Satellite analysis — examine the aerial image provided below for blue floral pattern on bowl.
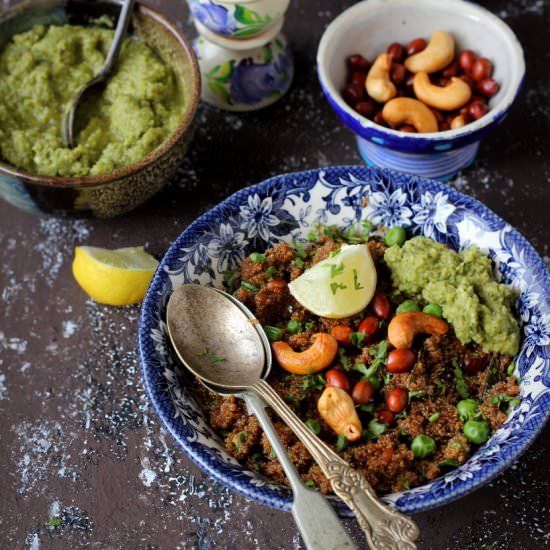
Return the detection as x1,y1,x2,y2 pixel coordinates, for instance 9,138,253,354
189,0,275,38
138,166,550,515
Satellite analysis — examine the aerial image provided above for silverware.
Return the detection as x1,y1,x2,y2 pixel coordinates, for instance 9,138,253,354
62,0,136,147
166,284,419,549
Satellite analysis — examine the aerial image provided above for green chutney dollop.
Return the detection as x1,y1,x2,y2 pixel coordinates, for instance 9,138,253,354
0,24,184,177
384,236,520,355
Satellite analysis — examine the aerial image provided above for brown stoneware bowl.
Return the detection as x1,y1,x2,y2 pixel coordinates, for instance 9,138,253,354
0,0,200,218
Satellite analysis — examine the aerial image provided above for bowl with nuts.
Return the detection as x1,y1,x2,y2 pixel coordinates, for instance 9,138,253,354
317,0,525,180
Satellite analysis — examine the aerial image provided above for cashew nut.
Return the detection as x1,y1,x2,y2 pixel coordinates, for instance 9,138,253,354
317,386,362,442
381,97,438,133
365,53,396,104
413,71,472,110
272,333,338,375
387,312,449,349
404,30,455,74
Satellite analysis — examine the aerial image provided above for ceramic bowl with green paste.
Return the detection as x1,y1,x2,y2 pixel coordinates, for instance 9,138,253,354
0,0,200,218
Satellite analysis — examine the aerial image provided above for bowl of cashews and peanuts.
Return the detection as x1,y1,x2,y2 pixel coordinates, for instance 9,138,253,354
317,0,525,180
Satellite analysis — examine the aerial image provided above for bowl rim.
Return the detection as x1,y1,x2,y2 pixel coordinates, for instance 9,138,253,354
138,165,550,515
316,0,526,141
0,0,201,188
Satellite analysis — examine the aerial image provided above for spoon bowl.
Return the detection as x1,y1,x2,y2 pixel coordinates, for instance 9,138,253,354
166,284,269,388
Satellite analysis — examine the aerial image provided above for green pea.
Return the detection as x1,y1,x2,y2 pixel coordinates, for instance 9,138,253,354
396,299,420,314
287,319,303,334
264,326,283,342
423,303,443,318
457,399,480,421
411,434,436,459
385,226,407,247
463,419,490,445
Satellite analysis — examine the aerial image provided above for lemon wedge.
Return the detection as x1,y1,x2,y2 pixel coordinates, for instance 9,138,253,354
72,246,159,306
288,244,377,318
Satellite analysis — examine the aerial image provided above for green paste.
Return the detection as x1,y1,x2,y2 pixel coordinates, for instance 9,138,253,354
0,24,184,177
384,236,520,355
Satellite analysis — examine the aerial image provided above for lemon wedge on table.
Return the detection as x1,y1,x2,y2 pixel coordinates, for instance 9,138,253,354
72,246,159,306
288,244,377,319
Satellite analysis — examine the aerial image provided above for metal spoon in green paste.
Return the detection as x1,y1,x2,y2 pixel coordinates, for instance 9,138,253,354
63,0,136,148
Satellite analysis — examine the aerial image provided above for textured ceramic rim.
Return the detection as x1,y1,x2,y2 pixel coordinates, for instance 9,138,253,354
0,0,201,189
138,166,550,516
316,0,525,152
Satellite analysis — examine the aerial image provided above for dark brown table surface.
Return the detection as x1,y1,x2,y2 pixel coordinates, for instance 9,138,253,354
1,0,549,548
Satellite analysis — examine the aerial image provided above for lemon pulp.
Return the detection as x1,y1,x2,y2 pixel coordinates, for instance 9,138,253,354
288,243,377,319
72,246,159,306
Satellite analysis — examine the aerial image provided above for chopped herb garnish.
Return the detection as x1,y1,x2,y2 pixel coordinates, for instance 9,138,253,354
353,268,364,290
357,403,375,414
241,281,259,292
305,418,321,435
369,340,389,362
197,347,225,362
264,325,283,342
238,431,248,443
249,252,267,263
293,240,308,259
302,373,326,392
335,434,348,452
330,282,347,295
329,262,345,278
222,268,240,292
265,266,278,278
350,331,366,348
395,410,408,420
47,517,61,527
329,248,342,258
436,382,447,394
291,257,305,269
307,229,320,242
350,362,369,378
304,479,317,489
361,219,374,237
408,390,425,400
453,361,470,399
363,418,387,440
383,372,393,385
428,412,441,423
284,394,299,407
490,393,511,406
338,348,352,371
304,321,315,332
269,448,277,459
506,361,516,376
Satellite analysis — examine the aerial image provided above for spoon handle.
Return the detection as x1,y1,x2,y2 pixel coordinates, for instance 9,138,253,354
252,379,419,550
242,391,355,550
101,0,137,77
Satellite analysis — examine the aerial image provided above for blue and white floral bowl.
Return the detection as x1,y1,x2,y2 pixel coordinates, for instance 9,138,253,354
138,166,550,515
188,0,289,41
317,0,525,180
